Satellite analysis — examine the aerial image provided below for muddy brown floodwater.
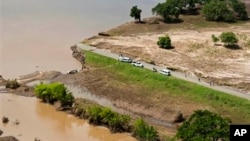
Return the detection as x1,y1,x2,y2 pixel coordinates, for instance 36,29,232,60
0,93,136,141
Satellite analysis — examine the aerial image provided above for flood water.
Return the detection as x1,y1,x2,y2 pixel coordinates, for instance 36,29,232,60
1,0,161,140
1,0,161,79
0,93,136,141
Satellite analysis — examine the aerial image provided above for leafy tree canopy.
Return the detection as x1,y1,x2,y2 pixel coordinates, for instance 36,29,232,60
152,0,181,22
202,0,235,22
202,0,248,22
220,32,238,46
157,35,172,49
130,6,142,22
176,110,231,141
231,0,249,20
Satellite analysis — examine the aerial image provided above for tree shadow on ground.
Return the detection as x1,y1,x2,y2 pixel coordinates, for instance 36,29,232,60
164,18,184,24
134,21,146,24
224,44,241,50
161,46,175,50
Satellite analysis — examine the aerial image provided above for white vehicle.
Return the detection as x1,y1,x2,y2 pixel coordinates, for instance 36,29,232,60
131,61,144,68
118,56,132,63
67,69,78,74
159,69,171,76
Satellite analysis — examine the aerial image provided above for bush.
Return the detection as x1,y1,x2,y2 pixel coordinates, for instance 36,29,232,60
202,0,235,22
5,79,20,89
34,82,74,106
133,118,159,141
176,110,231,141
87,106,131,132
87,106,103,124
220,32,238,46
157,35,172,49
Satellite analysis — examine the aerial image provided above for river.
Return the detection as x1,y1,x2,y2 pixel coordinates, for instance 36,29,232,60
1,0,161,79
0,93,136,141
0,0,161,140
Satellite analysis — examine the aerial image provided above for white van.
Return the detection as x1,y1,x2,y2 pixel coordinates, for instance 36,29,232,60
118,56,132,63
159,69,171,76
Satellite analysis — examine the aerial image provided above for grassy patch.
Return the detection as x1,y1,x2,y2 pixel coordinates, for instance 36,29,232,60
84,50,250,123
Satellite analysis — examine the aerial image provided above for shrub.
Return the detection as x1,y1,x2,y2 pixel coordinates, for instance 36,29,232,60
220,32,238,46
34,82,74,106
133,118,159,141
211,34,219,43
5,79,20,89
87,106,103,124
157,35,172,49
87,106,131,132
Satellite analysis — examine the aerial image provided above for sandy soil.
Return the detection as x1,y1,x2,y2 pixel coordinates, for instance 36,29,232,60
84,18,250,93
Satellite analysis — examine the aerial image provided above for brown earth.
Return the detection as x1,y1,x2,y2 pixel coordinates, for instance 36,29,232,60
83,15,250,93
0,136,19,141
52,70,198,137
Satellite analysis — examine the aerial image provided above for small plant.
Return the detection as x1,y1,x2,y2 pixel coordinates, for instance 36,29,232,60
5,79,20,89
220,32,238,47
133,118,159,141
211,34,220,45
157,35,172,49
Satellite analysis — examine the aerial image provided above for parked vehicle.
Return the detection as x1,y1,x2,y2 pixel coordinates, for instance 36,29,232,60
159,69,171,76
118,56,132,63
131,61,144,67
67,69,78,74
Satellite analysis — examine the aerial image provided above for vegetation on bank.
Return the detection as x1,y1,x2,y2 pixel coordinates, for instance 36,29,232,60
34,83,160,140
5,79,20,89
73,98,160,141
151,0,248,23
87,106,131,132
84,50,250,123
176,110,231,141
133,118,159,141
34,82,74,106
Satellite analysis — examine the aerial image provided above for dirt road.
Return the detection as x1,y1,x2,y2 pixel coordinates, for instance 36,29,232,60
77,43,250,100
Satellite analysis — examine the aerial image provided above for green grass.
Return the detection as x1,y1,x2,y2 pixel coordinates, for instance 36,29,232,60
84,50,250,123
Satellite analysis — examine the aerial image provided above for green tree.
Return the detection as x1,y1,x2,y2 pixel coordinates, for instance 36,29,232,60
202,0,235,22
176,110,231,141
157,35,172,49
180,0,201,14
220,32,238,46
152,0,181,22
35,82,74,106
130,6,142,22
231,0,248,20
